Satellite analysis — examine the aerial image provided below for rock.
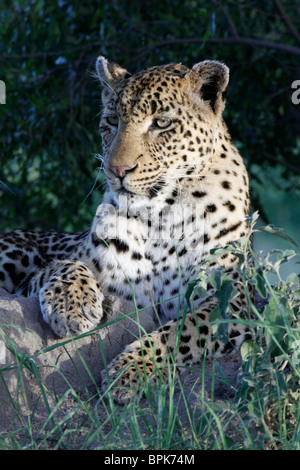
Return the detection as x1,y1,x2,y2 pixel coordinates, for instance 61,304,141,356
0,288,155,430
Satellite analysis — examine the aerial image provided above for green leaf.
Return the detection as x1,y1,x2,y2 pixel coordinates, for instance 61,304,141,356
286,273,299,284
240,340,257,362
264,296,287,358
252,270,267,298
257,226,300,256
215,278,234,318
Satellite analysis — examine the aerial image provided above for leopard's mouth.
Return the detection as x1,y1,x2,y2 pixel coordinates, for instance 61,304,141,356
116,187,134,196
123,177,166,197
107,170,166,197
147,178,166,198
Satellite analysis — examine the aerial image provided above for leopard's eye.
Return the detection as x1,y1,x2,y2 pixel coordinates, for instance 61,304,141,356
154,117,172,129
106,114,119,126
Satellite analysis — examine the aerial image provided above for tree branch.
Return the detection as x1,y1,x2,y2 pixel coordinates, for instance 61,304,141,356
0,41,118,60
3,34,300,63
262,151,300,175
211,0,239,38
133,36,300,63
273,0,300,46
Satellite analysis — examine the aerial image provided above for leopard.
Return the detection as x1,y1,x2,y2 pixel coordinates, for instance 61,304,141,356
0,56,252,403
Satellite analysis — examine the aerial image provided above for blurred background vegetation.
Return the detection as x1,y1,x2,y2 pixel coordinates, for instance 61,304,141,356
0,0,299,253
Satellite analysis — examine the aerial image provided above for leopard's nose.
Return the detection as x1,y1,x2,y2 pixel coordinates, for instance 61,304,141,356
108,164,137,179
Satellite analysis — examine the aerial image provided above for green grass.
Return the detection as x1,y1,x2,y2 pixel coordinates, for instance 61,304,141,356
0,214,299,450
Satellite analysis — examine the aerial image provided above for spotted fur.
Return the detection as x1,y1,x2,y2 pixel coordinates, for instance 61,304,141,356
0,57,252,402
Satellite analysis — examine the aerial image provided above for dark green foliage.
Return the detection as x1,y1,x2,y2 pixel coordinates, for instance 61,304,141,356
0,0,299,231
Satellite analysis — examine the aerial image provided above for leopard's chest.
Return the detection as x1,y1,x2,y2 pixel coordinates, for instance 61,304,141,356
87,201,209,319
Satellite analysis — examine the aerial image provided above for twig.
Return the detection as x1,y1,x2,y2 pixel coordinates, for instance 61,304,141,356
0,41,118,60
262,151,300,175
211,0,239,38
132,36,300,63
273,0,300,46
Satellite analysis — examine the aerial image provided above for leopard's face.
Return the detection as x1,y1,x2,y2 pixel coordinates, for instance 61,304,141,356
97,59,229,197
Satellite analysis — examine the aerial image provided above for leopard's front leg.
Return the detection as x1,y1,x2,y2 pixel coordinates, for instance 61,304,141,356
101,297,251,403
28,260,104,337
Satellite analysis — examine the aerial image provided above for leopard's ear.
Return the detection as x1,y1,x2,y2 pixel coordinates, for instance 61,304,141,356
95,56,131,104
189,60,229,115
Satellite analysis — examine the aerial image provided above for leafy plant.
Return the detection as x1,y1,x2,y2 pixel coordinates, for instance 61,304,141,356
185,213,300,449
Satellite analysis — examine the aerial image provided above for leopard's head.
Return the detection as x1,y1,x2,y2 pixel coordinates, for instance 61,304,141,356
96,57,229,197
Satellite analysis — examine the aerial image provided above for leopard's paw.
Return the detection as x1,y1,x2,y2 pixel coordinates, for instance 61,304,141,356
37,261,104,337
101,334,169,404
101,357,144,404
